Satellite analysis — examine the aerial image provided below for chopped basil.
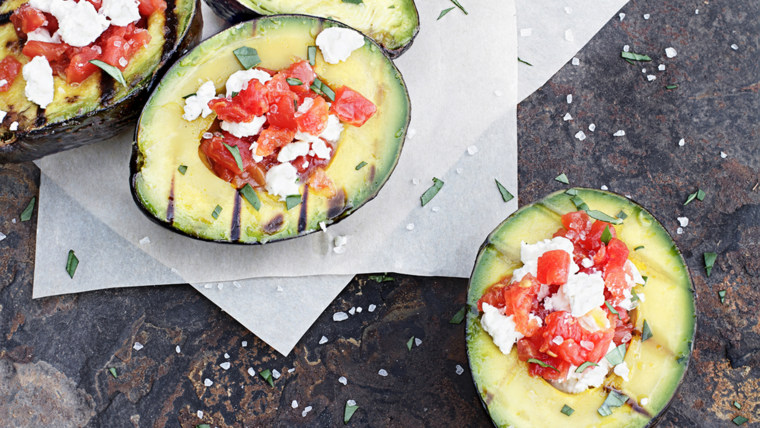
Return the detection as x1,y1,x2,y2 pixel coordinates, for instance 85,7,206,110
178,165,188,175
307,46,317,66
560,404,574,416
631,288,641,303
601,225,612,244
223,143,244,172
344,401,359,424
342,0,362,3
634,245,645,251
355,161,368,170
233,46,261,69
605,343,627,366
368,274,393,282
642,320,653,341
718,289,727,304
495,179,514,203
598,390,628,416
450,0,468,15
420,177,444,206
20,197,35,221
231,91,240,98
616,210,628,219
286,77,303,86
196,425,211,428
310,78,335,101
684,188,706,205
108,367,118,378
555,173,569,184
437,7,454,20
449,305,467,324
641,275,648,285
666,84,679,90
89,60,127,86
571,195,589,211
527,358,560,372
518,57,533,66
211,205,222,219
66,250,78,279
733,416,748,426
587,209,623,224
565,188,578,196
240,184,261,211
285,195,301,210
733,401,742,410
704,252,717,276
605,301,621,319
259,369,274,387
621,51,652,62
697,189,706,200
575,361,599,373
388,4,395,8
676,353,688,365
182,92,196,99
407,336,414,351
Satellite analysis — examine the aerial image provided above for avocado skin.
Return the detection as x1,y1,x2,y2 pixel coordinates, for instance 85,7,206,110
0,0,203,163
202,0,419,59
466,188,696,428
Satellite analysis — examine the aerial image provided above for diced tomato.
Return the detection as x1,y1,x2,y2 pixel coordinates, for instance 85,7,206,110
99,23,151,70
266,91,298,130
330,86,376,127
296,95,329,135
477,282,507,312
22,41,68,63
561,210,592,234
236,79,269,116
209,98,254,123
138,0,167,17
200,134,244,176
501,275,543,336
537,250,571,286
265,73,290,93
0,57,23,92
307,167,335,195
516,335,572,380
256,127,296,157
603,266,629,306
10,5,47,36
100,35,129,69
65,46,100,83
282,60,316,99
605,238,629,269
126,28,151,57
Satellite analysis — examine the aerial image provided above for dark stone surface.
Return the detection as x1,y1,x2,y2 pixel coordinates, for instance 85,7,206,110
1,0,759,427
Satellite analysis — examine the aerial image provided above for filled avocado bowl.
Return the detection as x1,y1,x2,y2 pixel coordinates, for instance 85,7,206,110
466,188,696,427
0,0,202,162
130,14,410,244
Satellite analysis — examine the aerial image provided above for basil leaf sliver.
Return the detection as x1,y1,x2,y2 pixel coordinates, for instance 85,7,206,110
344,401,359,423
406,336,414,351
605,343,627,366
20,197,35,221
605,301,621,319
259,369,274,387
109,367,118,378
285,195,301,210
240,184,261,211
449,306,466,324
704,252,717,276
66,249,79,279
555,173,569,184
560,404,574,416
587,209,623,224
321,84,336,102
450,0,468,14
598,390,628,417
495,179,514,203
621,51,652,62
355,161,368,170
233,46,261,69
307,46,317,66
575,361,598,373
178,165,188,175
601,225,612,244
437,7,454,20
223,142,244,172
642,320,653,342
211,205,222,219
342,0,362,4
420,177,444,206
286,77,303,86
527,358,560,372
369,274,393,282
517,57,533,66
89,60,127,86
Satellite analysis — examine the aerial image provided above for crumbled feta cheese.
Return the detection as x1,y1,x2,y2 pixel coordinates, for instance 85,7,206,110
677,216,689,227
315,27,365,64
520,28,532,37
133,342,143,351
204,378,213,387
319,336,328,344
320,115,343,142
249,142,264,162
641,397,649,406
614,361,630,381
551,342,615,393
333,311,349,322
455,364,464,375
467,145,479,155
378,369,388,377
564,29,574,42
613,130,626,137
265,163,300,201
338,376,348,385
480,303,524,355
547,272,606,317
225,69,271,97
39,0,110,47
658,64,666,71
183,81,216,121
301,406,312,417
277,141,310,163
581,258,594,268
22,56,54,108
646,74,656,81
311,139,332,159
626,260,646,285
100,0,140,26
571,57,580,66
566,94,572,104
291,400,299,408
575,130,586,141
511,236,578,282
295,97,314,117
0,110,6,123
563,113,573,121
588,123,596,132
9,122,18,131
368,304,376,312
665,47,677,58
26,28,61,43
220,361,231,370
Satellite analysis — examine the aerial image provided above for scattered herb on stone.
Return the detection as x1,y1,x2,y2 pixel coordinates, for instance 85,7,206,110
420,177,444,206
407,336,414,351
621,51,652,62
109,367,118,378
233,46,261,69
355,161,367,170
260,369,274,387
66,250,78,279
732,416,748,426
704,252,717,276
495,179,514,202
449,306,467,324
20,197,35,221
178,165,188,175
642,320,652,341
344,401,359,424
561,404,575,416
90,60,127,86
369,274,394,282
527,358,559,372
240,184,261,210
555,173,569,184
666,84,679,90
718,290,727,304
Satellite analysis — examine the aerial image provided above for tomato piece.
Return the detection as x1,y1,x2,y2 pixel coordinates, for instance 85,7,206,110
537,250,571,285
296,95,329,135
516,335,572,380
582,220,616,251
138,0,167,16
65,46,100,83
561,210,592,234
0,57,23,92
22,41,68,63
236,79,269,116
200,134,243,176
256,127,296,157
477,283,507,312
282,60,316,99
265,73,290,93
208,98,254,123
266,91,298,130
604,238,629,270
10,5,47,35
126,28,151,58
330,86,376,127
100,35,129,69
306,167,335,195
603,266,629,305
501,275,542,337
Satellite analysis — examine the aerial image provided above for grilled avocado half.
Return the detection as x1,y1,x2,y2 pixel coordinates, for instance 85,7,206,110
0,0,202,162
203,0,419,58
467,188,696,427
130,15,410,244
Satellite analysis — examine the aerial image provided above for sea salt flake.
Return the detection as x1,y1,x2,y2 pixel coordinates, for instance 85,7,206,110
277,285,284,292
203,283,212,289
220,362,231,370
456,168,463,175
564,29,574,42
0,232,6,242
292,400,299,408
567,94,572,104
467,145,479,155
133,342,143,351
520,28,532,37
415,338,422,346
302,406,313,417
601,185,609,191
175,345,181,354
431,206,440,213
575,130,586,141
197,410,203,418
619,13,625,21
406,223,415,231
676,227,684,235
564,6,572,14
658,64,666,71
407,128,416,139
247,367,255,377
347,399,357,407
378,369,388,377
217,283,223,290
641,68,647,73
339,376,348,385
623,45,630,52
720,151,727,158
643,13,650,19
572,57,580,66
348,307,356,315
731,44,739,51
678,138,685,147
333,312,349,322
588,123,596,132
677,217,689,227
272,369,281,379
494,90,503,97
455,364,464,375
356,307,362,313
641,397,649,406
647,74,656,81
613,130,626,137
319,336,328,344
368,304,377,312
665,47,677,58
288,368,295,373
204,378,213,387
563,112,573,121
411,178,419,185
233,281,241,288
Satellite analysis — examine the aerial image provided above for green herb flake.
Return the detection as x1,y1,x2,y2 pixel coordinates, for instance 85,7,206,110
344,401,359,424
560,404,575,416
518,57,533,66
182,92,196,99
676,353,688,365
449,306,467,324
631,289,641,303
259,369,274,387
196,425,211,428
565,188,578,196
310,78,336,101
285,195,302,210
342,0,362,4
66,250,79,279
601,225,612,244
108,367,118,378
605,343,627,366
223,143,244,172
495,179,514,203
571,195,590,211
617,210,628,219
355,161,368,170
732,416,748,426
233,46,261,69
634,245,645,251
240,184,261,211
642,320,653,342
368,274,393,282
697,189,706,201
178,165,188,175
388,4,395,8
605,301,621,319
20,197,35,221
588,210,623,224
621,51,652,62
89,60,127,86
555,173,569,184
420,177,445,206
307,46,317,66
575,361,599,373
286,77,303,86
704,252,717,276
527,358,560,372
718,290,727,304
450,0,468,14
211,205,222,219
598,390,628,417
406,336,414,351
321,84,336,102
666,84,679,90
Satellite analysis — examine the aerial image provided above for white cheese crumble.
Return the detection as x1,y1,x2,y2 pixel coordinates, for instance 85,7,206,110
677,216,689,227
100,0,140,26
545,272,605,317
315,27,365,64
295,97,314,117
626,260,646,285
183,81,216,121
41,0,110,47
665,47,678,58
480,303,524,355
277,141,310,163
614,361,630,381
264,163,300,200
9,122,18,131
22,56,55,108
26,28,61,43
320,115,343,142
511,236,578,282
225,69,271,97
311,139,332,159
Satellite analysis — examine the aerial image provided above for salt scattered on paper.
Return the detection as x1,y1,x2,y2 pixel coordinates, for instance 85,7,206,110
133,342,143,351
575,131,586,141
139,236,150,245
466,145,479,155
455,364,464,375
319,336,328,344
613,130,626,137
564,29,574,42
665,47,677,58
220,362,231,370
339,376,348,385
333,312,349,322
520,28,533,37
378,369,388,377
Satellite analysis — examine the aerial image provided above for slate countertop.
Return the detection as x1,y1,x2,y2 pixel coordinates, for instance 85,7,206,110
0,0,758,426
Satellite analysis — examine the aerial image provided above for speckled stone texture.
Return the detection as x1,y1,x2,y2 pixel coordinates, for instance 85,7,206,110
0,0,758,426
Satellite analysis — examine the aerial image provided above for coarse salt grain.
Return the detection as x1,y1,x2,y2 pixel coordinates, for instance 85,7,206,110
247,367,255,376
564,6,572,14
411,178,419,185
563,113,573,121
619,12,625,21
456,168,463,175
406,223,415,231
378,369,388,376
233,281,241,288
676,227,684,235
197,410,203,418
368,304,377,312
601,185,609,191
292,400,299,408
356,307,363,313
588,123,596,132
319,336,328,344
647,75,656,81
467,145,479,155
348,307,356,315
721,151,727,158
494,90,503,97
643,13,650,19
658,64,666,71
272,369,281,379
175,345,181,354
204,378,213,387
572,57,580,66
641,397,649,406
415,338,422,346
302,406,312,417
288,368,295,373
217,283,223,290
9,121,18,131
333,312,349,322
677,217,689,227
678,139,685,146
567,94,572,104
665,47,677,58
520,28,532,37
731,44,739,50
220,362,231,370
623,45,630,52
564,29,574,42
455,364,464,375
407,128,416,139
431,206,440,213
133,342,143,351
613,130,626,137
339,376,348,385
575,131,586,141
224,353,230,359
641,68,647,73
347,399,356,407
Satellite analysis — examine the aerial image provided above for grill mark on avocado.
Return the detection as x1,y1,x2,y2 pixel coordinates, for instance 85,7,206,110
231,191,241,241
263,214,284,234
0,12,11,25
297,186,309,233
167,176,175,223
327,188,347,219
162,0,178,59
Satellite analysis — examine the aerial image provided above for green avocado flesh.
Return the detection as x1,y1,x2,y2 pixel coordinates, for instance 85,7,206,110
466,188,696,427
0,0,196,151
132,15,410,243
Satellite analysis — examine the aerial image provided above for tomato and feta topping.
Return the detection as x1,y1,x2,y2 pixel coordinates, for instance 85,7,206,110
477,211,645,393
183,55,376,203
